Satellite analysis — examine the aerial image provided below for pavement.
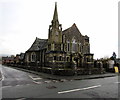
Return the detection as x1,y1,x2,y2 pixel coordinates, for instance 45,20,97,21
7,66,118,81
0,70,2,81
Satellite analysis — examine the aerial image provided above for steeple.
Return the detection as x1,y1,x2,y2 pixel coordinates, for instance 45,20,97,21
53,2,58,22
48,2,62,45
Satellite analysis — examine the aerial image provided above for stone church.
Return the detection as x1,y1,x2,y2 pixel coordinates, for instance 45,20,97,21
24,3,94,75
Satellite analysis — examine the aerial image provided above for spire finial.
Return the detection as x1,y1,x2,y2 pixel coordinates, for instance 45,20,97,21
53,2,58,22
55,2,57,6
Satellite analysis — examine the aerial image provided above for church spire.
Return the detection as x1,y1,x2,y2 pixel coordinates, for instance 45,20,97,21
53,2,58,22
48,2,62,44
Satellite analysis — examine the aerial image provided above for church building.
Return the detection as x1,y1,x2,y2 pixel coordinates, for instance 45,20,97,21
24,3,94,75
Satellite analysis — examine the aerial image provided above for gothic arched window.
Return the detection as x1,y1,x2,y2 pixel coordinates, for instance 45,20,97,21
63,35,65,43
31,52,36,62
67,40,70,52
79,43,81,52
72,38,77,52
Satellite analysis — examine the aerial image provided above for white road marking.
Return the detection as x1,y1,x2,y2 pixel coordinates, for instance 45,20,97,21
2,86,12,89
0,83,33,88
29,75,42,80
58,85,101,94
114,82,120,84
2,83,33,89
1,74,4,81
60,79,67,82
16,98,26,100
33,77,42,80
52,80,58,82
16,85,23,87
1,71,5,81
33,81,42,84
44,80,51,83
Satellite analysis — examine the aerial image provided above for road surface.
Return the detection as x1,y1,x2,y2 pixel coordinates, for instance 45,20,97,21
0,64,119,99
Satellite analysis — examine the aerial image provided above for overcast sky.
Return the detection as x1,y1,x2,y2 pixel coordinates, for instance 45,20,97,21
0,0,119,59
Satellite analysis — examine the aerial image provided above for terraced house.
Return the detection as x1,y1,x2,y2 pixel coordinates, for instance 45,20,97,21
24,3,95,75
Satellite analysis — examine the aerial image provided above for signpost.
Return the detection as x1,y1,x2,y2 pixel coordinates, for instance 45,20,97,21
114,66,119,73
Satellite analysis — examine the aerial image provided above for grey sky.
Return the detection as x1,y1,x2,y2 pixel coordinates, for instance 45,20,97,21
0,0,119,59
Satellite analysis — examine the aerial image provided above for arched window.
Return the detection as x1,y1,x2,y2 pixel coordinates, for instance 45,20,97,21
67,40,70,52
72,38,77,52
59,56,62,61
79,43,81,52
67,57,69,61
63,35,65,43
31,52,36,62
53,56,56,60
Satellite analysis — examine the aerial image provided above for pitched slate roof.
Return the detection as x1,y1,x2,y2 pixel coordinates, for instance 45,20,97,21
2,56,14,61
62,23,83,42
62,23,81,35
27,37,48,52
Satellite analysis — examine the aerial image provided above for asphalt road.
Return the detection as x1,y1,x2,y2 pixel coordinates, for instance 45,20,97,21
0,64,119,99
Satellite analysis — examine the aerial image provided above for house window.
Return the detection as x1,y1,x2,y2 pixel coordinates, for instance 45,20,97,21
81,46,83,53
67,41,70,52
59,56,62,61
63,35,65,43
67,57,69,61
63,44,64,51
48,44,51,50
72,38,77,52
79,46,81,52
53,56,56,60
79,43,81,52
31,52,36,62
87,57,90,62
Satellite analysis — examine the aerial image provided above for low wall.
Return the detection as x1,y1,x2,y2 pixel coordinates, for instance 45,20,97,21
0,61,2,64
77,68,105,75
2,63,105,76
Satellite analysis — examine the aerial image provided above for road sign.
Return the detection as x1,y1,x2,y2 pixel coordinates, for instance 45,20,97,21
114,66,119,73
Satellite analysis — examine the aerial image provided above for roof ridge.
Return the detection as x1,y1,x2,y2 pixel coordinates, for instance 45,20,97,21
27,38,48,52
62,23,82,36
71,23,76,27
71,23,81,33
62,23,77,32
36,37,48,41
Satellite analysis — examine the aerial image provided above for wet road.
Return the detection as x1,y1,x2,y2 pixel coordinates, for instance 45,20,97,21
1,65,55,87
0,64,119,99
